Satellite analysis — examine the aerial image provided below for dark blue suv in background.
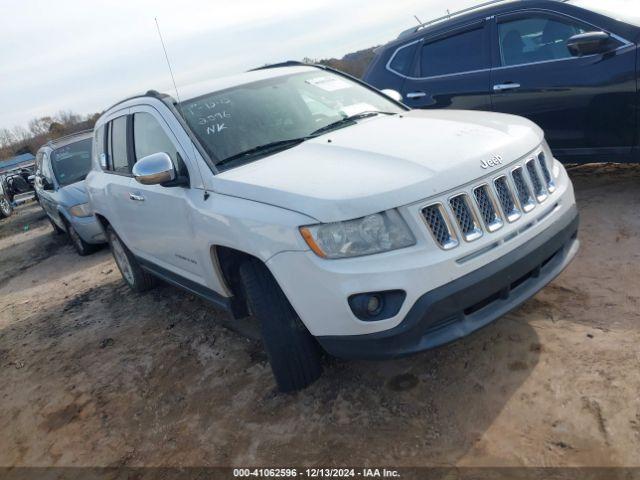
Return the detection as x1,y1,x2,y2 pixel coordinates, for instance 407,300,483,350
363,0,640,164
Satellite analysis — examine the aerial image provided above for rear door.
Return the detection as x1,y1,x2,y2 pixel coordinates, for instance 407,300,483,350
490,10,637,161
400,20,493,111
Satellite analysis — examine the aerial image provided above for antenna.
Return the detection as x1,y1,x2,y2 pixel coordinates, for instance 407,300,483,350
414,15,423,25
155,17,182,105
153,17,211,195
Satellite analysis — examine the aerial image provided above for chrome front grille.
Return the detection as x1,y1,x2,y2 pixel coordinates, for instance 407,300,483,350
494,176,521,222
538,153,556,193
526,159,548,202
449,194,482,242
512,167,535,212
473,185,503,232
422,204,458,250
421,151,558,250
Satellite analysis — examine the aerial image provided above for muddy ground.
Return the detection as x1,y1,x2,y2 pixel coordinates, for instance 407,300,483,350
0,164,639,468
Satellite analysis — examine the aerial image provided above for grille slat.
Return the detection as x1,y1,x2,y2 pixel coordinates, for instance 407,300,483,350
512,167,535,212
526,159,548,202
494,176,521,222
538,153,556,193
422,204,458,250
449,194,482,241
473,185,503,232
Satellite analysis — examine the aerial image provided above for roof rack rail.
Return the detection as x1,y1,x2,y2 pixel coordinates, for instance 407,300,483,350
249,60,311,71
397,0,568,39
398,0,514,38
46,129,95,146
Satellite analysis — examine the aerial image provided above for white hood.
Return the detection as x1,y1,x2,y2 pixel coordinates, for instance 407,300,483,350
213,109,544,223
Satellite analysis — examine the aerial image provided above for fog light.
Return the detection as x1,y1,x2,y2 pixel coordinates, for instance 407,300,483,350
367,295,383,316
348,290,406,322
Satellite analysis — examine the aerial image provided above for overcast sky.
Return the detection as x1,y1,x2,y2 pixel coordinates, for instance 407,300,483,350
0,0,478,130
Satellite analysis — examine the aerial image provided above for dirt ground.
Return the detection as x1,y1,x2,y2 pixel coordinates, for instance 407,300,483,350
0,164,639,468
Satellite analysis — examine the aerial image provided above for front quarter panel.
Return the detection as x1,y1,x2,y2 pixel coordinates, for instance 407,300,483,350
190,191,314,295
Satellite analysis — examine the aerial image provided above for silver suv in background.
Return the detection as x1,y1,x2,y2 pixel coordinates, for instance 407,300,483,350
35,131,106,255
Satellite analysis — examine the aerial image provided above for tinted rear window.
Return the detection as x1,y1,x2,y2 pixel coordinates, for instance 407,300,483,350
420,27,486,77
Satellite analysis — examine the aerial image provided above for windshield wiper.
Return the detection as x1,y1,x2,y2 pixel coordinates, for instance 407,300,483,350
308,111,396,137
216,138,307,166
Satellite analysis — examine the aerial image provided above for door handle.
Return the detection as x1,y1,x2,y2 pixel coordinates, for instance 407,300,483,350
406,91,427,99
493,83,521,92
129,193,145,202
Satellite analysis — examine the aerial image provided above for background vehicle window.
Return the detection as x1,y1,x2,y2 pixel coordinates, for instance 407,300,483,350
390,42,419,75
51,138,93,187
133,112,177,163
420,28,485,77
109,116,129,173
499,16,587,66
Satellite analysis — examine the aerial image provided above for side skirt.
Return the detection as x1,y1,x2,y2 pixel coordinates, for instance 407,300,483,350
136,256,234,314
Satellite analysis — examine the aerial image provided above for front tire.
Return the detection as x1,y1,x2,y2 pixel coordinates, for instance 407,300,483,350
0,195,13,219
65,220,97,256
239,258,322,392
106,226,156,292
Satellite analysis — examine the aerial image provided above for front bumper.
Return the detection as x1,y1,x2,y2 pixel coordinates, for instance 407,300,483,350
316,207,579,359
69,214,106,244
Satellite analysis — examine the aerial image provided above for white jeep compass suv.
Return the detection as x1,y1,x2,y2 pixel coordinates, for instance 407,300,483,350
86,63,579,392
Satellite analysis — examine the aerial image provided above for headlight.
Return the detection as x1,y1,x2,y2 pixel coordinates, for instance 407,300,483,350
299,210,415,259
69,203,93,218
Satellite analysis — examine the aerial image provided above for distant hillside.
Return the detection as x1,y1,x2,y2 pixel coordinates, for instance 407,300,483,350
308,46,378,78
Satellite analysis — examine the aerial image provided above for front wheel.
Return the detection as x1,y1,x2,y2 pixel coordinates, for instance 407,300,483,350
238,258,322,392
106,226,156,292
66,220,97,256
0,195,13,219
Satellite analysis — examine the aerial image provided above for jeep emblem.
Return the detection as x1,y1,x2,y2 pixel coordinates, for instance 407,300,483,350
481,155,503,169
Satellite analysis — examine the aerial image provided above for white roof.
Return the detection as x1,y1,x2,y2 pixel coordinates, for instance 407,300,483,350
178,65,317,103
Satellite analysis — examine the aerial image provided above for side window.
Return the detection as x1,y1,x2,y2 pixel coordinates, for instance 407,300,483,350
132,112,177,163
108,116,130,174
389,42,419,76
94,125,106,169
498,16,590,66
420,27,486,77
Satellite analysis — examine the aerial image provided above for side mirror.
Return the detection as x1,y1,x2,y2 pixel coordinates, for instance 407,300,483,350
41,176,54,191
381,89,403,103
132,152,176,186
567,31,611,56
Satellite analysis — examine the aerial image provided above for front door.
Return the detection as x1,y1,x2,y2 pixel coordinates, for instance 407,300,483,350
490,10,637,162
121,106,206,284
400,20,493,111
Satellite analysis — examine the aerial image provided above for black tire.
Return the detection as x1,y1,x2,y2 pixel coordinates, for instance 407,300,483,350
0,195,13,219
106,226,156,292
49,216,65,235
64,219,97,256
239,258,322,392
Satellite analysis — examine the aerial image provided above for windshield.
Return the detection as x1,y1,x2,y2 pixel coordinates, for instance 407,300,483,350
51,138,93,187
179,71,404,170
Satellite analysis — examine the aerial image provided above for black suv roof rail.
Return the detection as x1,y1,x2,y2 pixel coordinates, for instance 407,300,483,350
249,60,312,71
398,0,569,39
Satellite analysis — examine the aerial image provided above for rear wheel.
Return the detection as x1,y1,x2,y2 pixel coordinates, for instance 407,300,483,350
238,258,322,392
106,226,156,292
0,195,12,219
